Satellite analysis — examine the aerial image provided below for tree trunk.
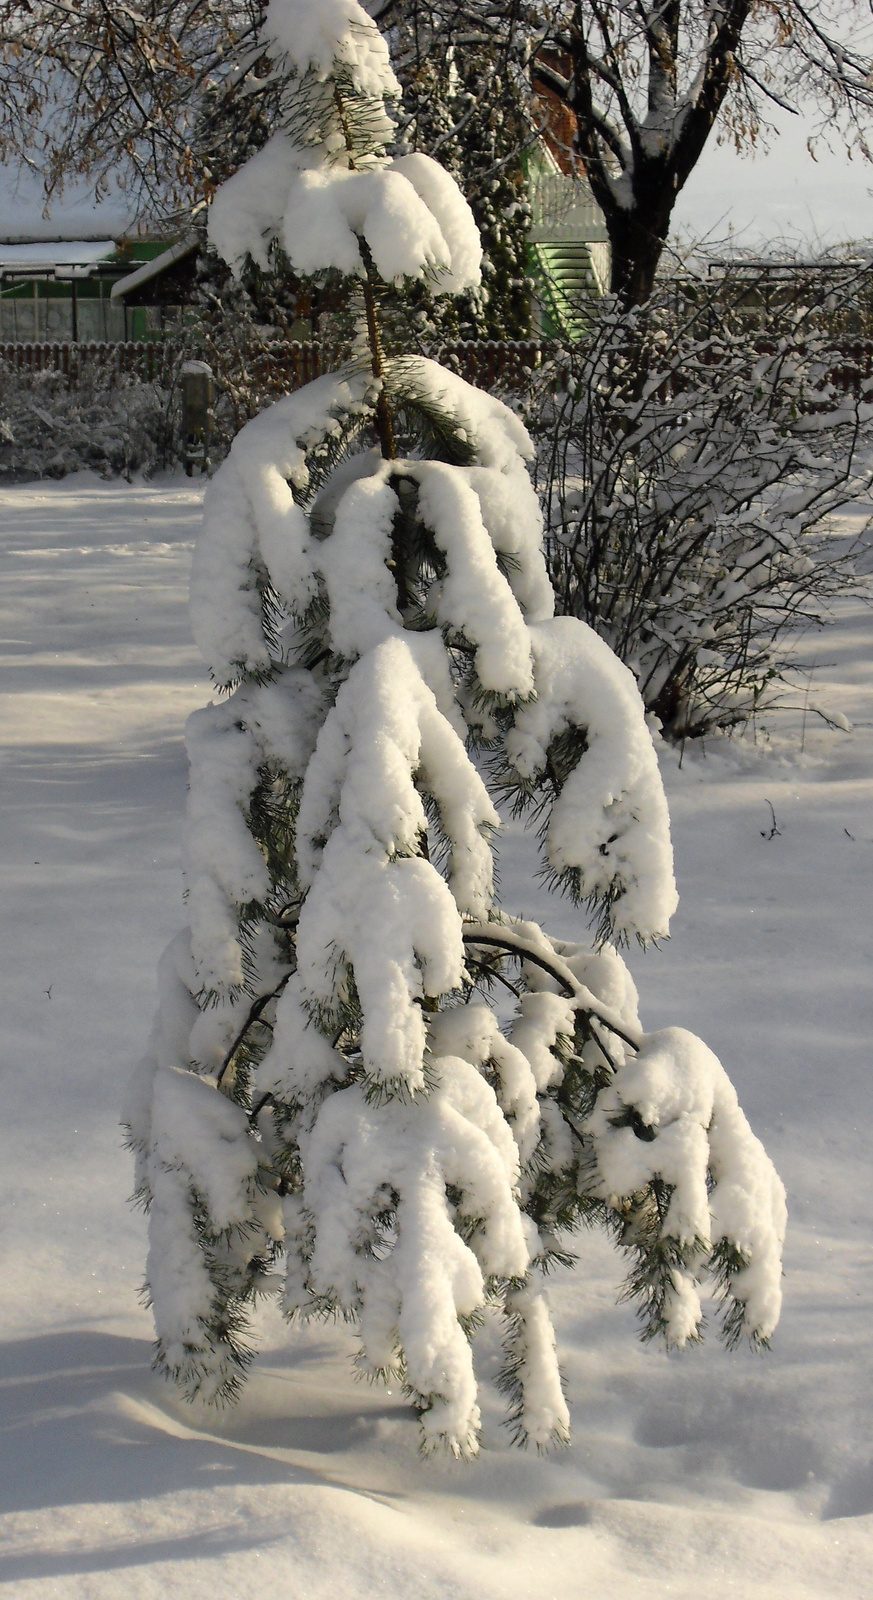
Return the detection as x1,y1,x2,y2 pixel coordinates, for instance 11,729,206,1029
607,209,669,308
600,159,679,308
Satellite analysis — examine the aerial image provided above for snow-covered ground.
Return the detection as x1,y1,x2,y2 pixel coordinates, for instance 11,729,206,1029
1,474,871,1598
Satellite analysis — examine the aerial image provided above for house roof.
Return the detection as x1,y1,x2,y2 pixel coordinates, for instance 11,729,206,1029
110,236,199,301
0,239,117,273
0,163,138,245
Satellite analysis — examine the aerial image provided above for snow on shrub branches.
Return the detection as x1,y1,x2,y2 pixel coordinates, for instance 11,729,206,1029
534,279,872,738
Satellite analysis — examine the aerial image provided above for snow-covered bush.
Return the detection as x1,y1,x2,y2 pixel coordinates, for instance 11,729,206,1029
0,361,178,480
126,0,786,1458
533,280,872,738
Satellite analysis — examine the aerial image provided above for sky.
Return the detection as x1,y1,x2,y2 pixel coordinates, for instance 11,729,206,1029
674,107,872,254
1,101,871,254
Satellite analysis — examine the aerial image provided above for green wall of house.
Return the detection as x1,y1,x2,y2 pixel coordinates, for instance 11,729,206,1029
0,241,171,343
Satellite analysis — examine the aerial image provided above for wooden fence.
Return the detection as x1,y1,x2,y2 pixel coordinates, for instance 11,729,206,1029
0,338,551,393
0,340,176,382
2,336,872,398
823,342,873,396
426,340,549,390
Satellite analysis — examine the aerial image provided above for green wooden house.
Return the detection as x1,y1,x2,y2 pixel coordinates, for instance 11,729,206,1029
0,236,172,343
526,143,610,339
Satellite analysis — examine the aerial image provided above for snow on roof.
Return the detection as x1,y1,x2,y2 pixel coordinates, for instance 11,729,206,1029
110,236,198,301
0,161,138,245
0,239,117,271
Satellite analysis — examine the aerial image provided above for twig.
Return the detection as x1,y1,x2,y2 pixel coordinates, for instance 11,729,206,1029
586,1017,619,1073
760,800,782,840
214,972,292,1087
465,954,523,999
800,670,812,754
249,1090,280,1124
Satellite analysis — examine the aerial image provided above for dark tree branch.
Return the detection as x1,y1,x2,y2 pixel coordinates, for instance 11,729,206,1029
215,970,292,1087
461,926,642,1052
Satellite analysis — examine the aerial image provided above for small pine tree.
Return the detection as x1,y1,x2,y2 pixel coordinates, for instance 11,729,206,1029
126,0,786,1458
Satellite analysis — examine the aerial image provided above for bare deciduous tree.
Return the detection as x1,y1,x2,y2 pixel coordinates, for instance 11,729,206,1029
530,0,873,304
0,1,265,215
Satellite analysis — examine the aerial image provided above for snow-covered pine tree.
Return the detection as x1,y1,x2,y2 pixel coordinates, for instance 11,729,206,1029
126,0,787,1458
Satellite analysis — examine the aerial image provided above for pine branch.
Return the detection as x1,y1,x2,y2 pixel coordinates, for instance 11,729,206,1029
461,924,642,1053
214,972,293,1088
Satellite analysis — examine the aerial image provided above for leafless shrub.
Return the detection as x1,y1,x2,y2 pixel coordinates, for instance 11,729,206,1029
0,361,180,479
530,268,873,738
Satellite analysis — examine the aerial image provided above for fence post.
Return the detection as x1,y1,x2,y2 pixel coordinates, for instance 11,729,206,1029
180,360,215,474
